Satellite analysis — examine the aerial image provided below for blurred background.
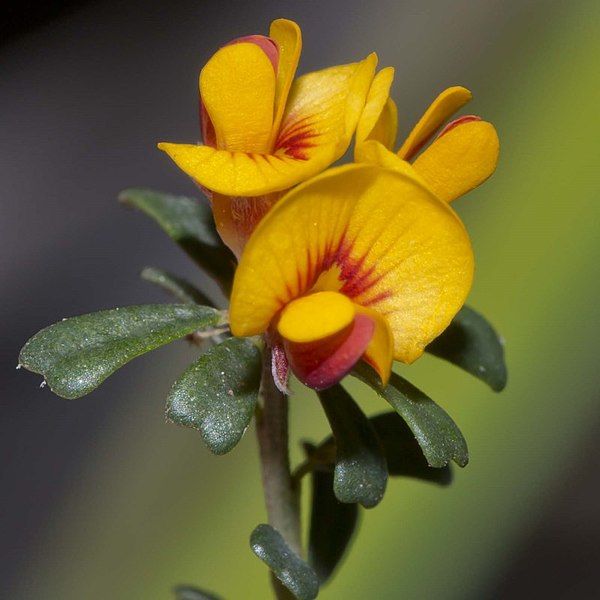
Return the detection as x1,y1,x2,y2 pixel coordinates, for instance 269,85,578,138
2,0,599,598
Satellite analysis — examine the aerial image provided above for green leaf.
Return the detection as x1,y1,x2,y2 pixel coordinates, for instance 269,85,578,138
19,304,221,399
250,524,319,600
370,412,453,485
426,305,507,391
166,338,261,455
173,585,223,600
353,364,469,468
308,469,359,584
318,385,387,508
311,412,453,485
120,188,235,295
141,266,214,306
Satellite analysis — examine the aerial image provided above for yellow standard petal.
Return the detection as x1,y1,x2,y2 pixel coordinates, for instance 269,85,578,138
268,18,302,148
159,54,377,196
200,42,276,153
412,119,500,202
397,86,472,161
230,164,474,364
355,67,397,151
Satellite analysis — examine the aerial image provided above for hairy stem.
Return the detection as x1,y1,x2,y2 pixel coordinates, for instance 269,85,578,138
256,347,302,599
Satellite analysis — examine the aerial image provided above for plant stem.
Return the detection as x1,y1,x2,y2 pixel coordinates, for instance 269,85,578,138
256,346,302,599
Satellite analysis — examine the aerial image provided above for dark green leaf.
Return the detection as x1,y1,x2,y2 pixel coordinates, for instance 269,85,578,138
19,304,221,399
370,412,453,484
250,524,319,600
318,385,387,508
120,188,235,295
173,585,223,600
426,305,507,391
353,364,469,468
308,469,359,584
312,412,453,485
166,338,261,454
141,266,213,306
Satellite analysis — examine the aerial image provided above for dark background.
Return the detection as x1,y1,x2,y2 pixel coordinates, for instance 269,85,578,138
2,1,599,598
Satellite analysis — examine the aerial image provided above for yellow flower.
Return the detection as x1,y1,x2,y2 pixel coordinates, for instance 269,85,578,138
355,72,500,203
158,19,379,256
228,164,474,390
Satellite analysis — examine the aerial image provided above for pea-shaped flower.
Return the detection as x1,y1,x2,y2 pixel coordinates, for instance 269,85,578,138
354,70,500,203
229,163,474,391
159,19,379,256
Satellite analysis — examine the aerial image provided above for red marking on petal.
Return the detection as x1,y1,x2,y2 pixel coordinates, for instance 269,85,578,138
275,116,320,160
200,101,217,148
405,114,483,161
295,265,303,294
305,246,316,288
361,289,392,306
340,263,380,297
226,35,279,72
404,135,431,162
285,313,375,390
437,114,482,138
277,114,313,139
285,281,294,298
307,229,394,312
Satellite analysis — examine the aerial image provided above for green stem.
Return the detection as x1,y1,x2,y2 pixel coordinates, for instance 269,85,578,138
256,347,302,599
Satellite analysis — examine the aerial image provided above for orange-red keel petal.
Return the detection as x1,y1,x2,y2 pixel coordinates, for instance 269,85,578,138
284,312,375,390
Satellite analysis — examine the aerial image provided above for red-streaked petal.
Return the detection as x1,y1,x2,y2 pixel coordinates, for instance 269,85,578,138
230,164,473,364
437,114,481,138
226,35,279,71
268,19,302,148
159,55,377,197
276,54,377,160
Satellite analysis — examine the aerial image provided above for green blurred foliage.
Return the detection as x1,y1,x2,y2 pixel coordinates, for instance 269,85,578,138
21,1,600,599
